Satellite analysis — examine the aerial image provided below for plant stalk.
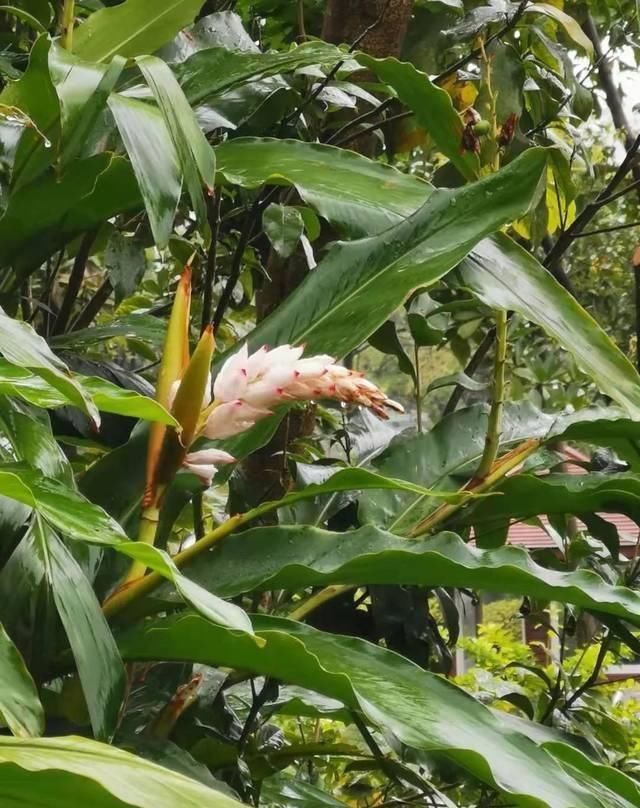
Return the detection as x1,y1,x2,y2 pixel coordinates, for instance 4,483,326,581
407,437,540,538
414,343,422,434
121,504,160,586
475,308,508,481
60,0,74,50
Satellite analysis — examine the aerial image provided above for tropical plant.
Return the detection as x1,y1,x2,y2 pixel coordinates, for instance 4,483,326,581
1,1,640,806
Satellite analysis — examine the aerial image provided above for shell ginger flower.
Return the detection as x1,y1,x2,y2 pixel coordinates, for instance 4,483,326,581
200,343,403,443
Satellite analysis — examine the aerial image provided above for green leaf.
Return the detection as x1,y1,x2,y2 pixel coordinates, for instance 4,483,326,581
263,204,305,258
426,372,488,394
369,320,416,383
464,472,640,541
73,0,206,63
459,233,640,418
103,231,147,304
357,54,479,181
108,94,181,248
0,4,47,33
0,35,59,189
524,4,594,56
0,310,98,425
0,363,177,426
0,734,247,807
0,466,252,636
216,137,432,238
0,621,43,738
0,154,141,279
359,401,636,534
177,42,344,106
48,44,126,165
233,148,545,363
137,55,216,228
29,520,126,741
51,314,166,349
177,525,640,629
119,613,623,808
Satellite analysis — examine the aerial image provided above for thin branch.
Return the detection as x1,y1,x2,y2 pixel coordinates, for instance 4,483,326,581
53,229,96,336
564,633,611,710
475,309,507,480
572,220,640,238
324,97,394,145
282,0,391,129
70,278,113,331
544,132,640,270
212,207,256,330
332,109,414,148
593,177,640,208
201,192,222,334
443,327,496,415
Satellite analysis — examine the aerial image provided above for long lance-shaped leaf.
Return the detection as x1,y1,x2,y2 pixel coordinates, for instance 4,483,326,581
108,94,182,249
28,520,126,742
0,621,43,738
0,467,252,636
118,613,629,808
174,525,640,629
137,55,216,230
0,735,247,808
461,472,640,541
359,402,640,534
0,361,178,427
0,308,98,425
73,0,206,62
357,54,480,181
459,233,640,418
177,41,345,106
227,147,545,363
216,137,433,238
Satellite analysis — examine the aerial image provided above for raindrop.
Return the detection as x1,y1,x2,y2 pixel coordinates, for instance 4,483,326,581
43,138,52,149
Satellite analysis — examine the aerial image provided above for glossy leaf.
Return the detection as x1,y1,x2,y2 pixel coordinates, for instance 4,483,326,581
48,43,126,165
463,472,640,540
0,310,98,424
231,148,545,363
0,36,59,189
177,42,344,106
0,735,246,807
0,363,178,427
137,55,216,227
0,621,43,738
359,402,638,534
0,466,252,635
108,95,181,248
263,204,305,258
179,525,640,628
0,154,140,278
73,0,206,62
524,4,594,55
51,315,166,349
357,54,479,181
216,137,432,237
460,233,640,417
119,613,620,808
29,520,125,741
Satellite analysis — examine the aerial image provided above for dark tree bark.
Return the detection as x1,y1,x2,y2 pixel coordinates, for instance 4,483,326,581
322,0,414,58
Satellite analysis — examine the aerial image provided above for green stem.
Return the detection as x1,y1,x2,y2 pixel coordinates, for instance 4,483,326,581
121,504,159,587
475,308,508,481
414,343,422,434
287,585,356,621
408,437,540,538
60,0,74,50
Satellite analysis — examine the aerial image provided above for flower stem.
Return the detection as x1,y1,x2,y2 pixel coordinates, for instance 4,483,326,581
60,0,74,49
121,504,159,586
475,308,508,481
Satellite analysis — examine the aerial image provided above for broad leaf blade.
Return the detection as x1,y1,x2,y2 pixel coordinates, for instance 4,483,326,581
73,0,206,62
178,524,640,629
234,148,546,362
0,622,43,738
459,233,640,417
119,614,618,808
108,94,181,248
0,735,246,807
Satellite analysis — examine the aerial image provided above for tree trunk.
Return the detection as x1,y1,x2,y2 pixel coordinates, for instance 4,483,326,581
322,0,414,57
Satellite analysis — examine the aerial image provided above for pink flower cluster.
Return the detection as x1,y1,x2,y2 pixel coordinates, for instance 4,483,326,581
182,344,403,485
